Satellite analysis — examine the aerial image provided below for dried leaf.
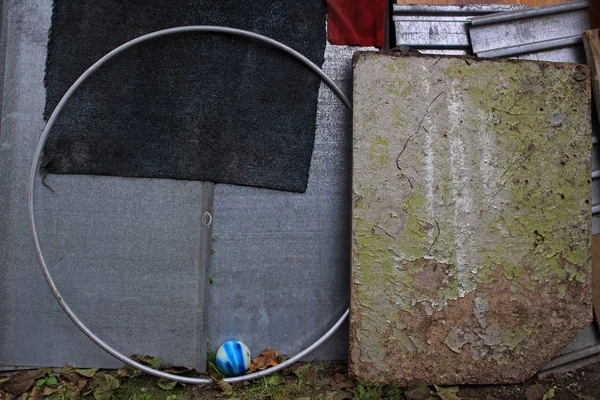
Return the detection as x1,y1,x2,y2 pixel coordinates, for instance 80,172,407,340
333,373,345,383
526,384,549,400
116,367,141,379
28,387,41,400
434,385,479,400
75,369,98,378
41,386,58,396
59,366,79,386
321,376,333,386
570,391,596,400
156,379,177,391
332,364,347,375
331,379,354,390
116,369,128,379
213,379,233,396
0,378,8,386
331,391,353,400
0,369,50,395
59,383,80,400
77,380,88,391
130,355,162,370
326,391,353,400
249,349,278,372
91,374,120,400
543,388,555,400
305,369,317,388
406,384,432,400
311,363,326,373
292,364,311,379
161,365,193,375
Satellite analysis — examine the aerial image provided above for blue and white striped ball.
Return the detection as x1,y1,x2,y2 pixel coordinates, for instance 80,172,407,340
216,340,251,376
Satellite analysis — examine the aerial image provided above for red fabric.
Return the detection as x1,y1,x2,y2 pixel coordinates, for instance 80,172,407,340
326,0,387,48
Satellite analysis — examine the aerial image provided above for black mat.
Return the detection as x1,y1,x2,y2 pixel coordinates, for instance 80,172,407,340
42,1,327,192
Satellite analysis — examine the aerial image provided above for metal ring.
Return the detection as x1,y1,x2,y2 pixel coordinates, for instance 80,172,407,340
29,26,351,384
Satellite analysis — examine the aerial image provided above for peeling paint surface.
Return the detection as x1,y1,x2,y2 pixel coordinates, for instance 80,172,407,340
350,52,593,385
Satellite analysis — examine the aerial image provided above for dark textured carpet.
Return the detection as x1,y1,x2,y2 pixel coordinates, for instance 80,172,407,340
42,1,327,192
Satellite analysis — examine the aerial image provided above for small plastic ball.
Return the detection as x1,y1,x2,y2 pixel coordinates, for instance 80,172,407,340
216,340,251,376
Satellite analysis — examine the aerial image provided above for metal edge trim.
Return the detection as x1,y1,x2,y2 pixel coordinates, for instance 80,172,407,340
470,0,588,27
393,15,473,22
393,4,527,15
475,35,583,58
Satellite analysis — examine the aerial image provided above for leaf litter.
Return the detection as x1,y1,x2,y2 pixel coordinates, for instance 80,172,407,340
2,357,600,400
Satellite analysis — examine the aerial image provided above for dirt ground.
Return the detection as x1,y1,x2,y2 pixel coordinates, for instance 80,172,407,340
2,359,600,400
187,360,600,400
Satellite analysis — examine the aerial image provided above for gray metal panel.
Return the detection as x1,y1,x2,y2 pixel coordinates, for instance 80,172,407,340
206,45,362,360
559,324,600,355
0,0,6,134
393,16,473,48
393,3,527,15
393,4,526,51
470,0,588,26
515,44,587,64
469,1,589,58
0,0,206,370
419,49,468,56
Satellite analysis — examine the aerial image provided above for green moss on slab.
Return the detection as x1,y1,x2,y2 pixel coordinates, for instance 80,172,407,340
369,135,390,168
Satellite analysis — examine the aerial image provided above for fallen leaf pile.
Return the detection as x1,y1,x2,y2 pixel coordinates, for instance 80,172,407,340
0,365,111,400
0,354,191,400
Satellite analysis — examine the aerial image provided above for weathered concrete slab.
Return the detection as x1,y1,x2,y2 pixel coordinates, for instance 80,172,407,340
350,52,593,385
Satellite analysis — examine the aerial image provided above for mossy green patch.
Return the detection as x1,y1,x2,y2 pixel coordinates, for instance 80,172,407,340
439,59,591,298
368,135,390,168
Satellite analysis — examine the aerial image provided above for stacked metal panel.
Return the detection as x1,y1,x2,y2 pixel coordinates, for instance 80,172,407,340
392,3,526,55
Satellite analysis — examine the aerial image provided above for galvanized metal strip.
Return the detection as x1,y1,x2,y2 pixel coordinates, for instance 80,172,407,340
393,3,527,51
470,0,588,26
538,353,600,379
419,49,467,56
469,1,590,58
393,15,474,22
393,3,526,15
393,16,473,48
540,344,600,372
476,35,584,59
514,45,587,64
